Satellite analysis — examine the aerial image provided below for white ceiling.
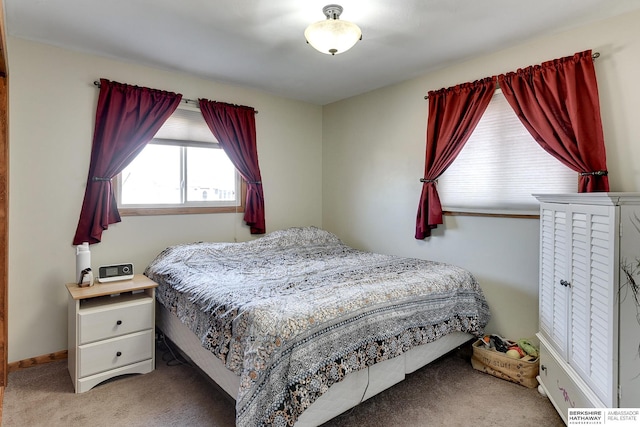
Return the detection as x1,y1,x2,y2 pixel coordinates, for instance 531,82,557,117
5,0,640,105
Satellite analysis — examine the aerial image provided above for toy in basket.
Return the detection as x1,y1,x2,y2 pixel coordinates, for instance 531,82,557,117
471,335,539,388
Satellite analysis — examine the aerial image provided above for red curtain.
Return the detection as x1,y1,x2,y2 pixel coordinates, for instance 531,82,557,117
73,79,182,245
199,100,265,234
415,78,496,239
498,50,609,192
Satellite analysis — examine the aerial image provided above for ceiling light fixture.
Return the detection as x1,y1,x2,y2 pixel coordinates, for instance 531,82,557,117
304,4,362,55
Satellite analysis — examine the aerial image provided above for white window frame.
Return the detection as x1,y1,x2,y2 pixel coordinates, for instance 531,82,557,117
115,103,245,216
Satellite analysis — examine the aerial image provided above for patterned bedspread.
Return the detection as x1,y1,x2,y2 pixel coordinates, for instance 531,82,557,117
145,227,490,426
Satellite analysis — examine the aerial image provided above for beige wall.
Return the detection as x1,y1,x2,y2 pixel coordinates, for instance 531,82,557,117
322,10,640,340
7,38,323,362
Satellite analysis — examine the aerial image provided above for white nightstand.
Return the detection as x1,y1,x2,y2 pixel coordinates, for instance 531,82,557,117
66,274,158,393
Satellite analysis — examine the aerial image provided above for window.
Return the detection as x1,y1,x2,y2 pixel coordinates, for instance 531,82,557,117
116,105,245,215
437,90,576,215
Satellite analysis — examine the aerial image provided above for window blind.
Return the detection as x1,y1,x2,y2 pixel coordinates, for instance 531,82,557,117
437,91,576,214
153,107,217,143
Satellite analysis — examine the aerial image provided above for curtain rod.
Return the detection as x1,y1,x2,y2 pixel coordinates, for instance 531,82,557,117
92,81,258,113
423,51,600,100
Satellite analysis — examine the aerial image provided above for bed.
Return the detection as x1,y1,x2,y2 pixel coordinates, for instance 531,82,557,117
145,227,490,426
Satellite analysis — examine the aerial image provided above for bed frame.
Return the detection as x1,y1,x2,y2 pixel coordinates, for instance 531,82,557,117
156,302,473,426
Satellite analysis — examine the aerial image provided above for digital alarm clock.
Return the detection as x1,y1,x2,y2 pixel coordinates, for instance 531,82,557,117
97,263,134,283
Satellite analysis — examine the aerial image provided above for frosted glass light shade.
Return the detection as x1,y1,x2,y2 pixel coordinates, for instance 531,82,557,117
304,6,362,55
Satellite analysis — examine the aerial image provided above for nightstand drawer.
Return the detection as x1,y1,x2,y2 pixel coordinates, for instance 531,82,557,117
78,330,153,377
78,296,153,344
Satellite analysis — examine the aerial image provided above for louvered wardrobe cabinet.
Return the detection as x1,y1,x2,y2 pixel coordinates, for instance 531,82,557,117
534,193,640,423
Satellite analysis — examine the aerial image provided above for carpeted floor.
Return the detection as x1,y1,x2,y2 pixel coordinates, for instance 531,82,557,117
2,342,564,426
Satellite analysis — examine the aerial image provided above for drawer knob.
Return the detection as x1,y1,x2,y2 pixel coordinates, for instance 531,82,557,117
541,364,547,372
116,351,122,357
116,320,122,326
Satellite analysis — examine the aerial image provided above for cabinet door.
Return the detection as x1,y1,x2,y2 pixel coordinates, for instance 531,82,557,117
567,204,617,407
539,202,570,358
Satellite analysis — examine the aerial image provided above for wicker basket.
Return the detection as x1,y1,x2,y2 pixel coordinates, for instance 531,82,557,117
470,339,539,388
